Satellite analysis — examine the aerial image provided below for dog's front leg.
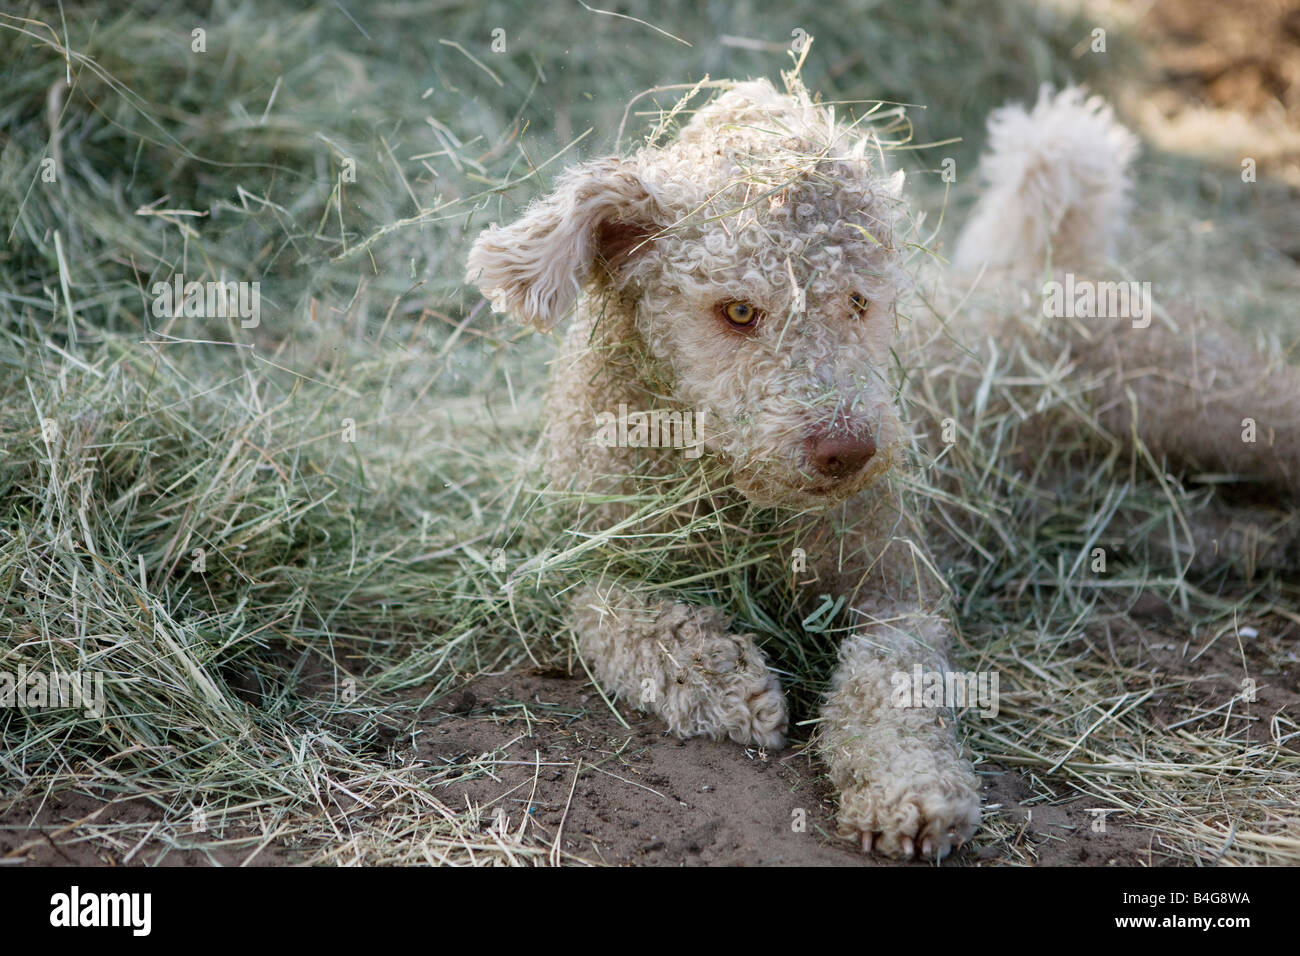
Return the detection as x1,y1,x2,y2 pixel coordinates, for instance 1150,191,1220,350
820,602,981,860
570,581,788,749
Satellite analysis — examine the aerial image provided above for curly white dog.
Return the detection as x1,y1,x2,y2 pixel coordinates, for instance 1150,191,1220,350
466,77,1300,859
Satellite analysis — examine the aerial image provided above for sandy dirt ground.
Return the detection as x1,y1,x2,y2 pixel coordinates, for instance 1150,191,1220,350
0,667,1160,867
15,594,1295,868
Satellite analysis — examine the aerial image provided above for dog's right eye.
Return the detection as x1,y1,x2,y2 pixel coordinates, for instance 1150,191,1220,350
717,300,763,331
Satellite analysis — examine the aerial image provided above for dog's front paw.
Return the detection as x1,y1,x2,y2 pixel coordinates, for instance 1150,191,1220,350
680,632,788,749
727,656,788,749
573,589,788,750
820,629,983,860
834,752,980,860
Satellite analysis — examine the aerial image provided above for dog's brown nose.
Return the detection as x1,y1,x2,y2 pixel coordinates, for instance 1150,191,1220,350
807,432,876,480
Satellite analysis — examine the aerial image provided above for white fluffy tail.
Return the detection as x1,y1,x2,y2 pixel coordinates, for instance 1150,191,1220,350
952,85,1139,278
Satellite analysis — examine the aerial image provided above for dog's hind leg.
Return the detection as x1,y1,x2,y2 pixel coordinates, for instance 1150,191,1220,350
939,281,1300,502
1079,314,1300,501
569,582,788,749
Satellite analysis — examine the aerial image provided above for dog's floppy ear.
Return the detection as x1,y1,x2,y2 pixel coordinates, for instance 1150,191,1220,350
465,157,661,332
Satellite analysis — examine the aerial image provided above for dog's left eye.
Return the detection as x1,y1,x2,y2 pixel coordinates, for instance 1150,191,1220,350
850,293,870,317
717,300,763,330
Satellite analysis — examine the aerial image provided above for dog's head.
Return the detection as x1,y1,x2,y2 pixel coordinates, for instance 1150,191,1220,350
466,78,909,508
